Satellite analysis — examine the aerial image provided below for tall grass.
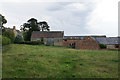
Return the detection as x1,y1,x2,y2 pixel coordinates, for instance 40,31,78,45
2,44,118,78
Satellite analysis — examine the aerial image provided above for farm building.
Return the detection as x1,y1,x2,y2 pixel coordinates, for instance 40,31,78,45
63,36,120,50
94,37,120,50
31,31,120,50
63,35,106,48
75,37,100,49
31,31,64,46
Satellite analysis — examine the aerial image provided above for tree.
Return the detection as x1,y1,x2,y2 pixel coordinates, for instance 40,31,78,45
21,18,40,32
23,31,32,41
39,21,50,31
21,18,40,41
21,18,50,41
0,14,7,27
0,14,7,34
3,30,15,43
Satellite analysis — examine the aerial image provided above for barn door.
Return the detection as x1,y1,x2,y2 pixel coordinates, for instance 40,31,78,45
46,38,54,46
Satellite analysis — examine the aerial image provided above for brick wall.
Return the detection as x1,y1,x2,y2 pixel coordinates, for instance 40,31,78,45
107,45,115,49
107,44,120,50
75,37,100,50
63,39,79,47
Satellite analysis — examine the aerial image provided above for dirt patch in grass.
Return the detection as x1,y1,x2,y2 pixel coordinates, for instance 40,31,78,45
97,69,110,73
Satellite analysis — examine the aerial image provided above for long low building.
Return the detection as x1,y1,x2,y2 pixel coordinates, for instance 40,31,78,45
94,37,120,49
63,36,120,50
63,35,106,49
31,31,120,50
31,31,64,46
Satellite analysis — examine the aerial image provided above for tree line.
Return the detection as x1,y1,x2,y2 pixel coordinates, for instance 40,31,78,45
0,14,50,43
20,18,50,41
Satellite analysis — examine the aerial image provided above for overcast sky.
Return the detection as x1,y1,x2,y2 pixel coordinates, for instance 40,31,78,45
0,0,119,37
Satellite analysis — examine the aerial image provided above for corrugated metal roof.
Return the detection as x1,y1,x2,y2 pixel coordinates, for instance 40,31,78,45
63,35,106,40
63,36,87,40
93,37,120,44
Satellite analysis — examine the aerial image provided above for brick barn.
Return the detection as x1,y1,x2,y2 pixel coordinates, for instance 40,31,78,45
31,31,64,46
63,36,88,48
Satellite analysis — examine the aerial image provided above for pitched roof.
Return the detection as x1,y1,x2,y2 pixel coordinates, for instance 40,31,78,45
63,35,106,40
93,37,120,44
31,31,64,38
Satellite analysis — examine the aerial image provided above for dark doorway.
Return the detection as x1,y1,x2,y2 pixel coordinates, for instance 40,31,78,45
115,45,119,48
69,42,75,48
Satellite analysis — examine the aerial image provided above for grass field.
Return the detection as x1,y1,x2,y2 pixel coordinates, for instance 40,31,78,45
2,44,118,78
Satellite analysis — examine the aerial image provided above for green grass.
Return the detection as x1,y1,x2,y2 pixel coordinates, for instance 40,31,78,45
2,44,118,78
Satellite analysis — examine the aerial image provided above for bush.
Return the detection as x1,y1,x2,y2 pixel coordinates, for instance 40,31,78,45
100,43,107,49
3,30,15,43
2,36,11,46
14,35,24,43
41,38,44,44
18,41,42,45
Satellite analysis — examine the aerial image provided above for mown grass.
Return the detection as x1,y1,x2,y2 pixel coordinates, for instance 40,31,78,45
2,44,118,78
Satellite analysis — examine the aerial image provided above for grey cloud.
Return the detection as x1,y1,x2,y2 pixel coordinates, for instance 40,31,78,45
1,2,97,36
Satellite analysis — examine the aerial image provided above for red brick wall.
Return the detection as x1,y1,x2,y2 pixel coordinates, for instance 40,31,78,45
63,39,79,47
75,37,100,50
114,44,120,49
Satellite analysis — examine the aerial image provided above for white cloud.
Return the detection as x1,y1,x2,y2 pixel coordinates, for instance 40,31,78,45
0,0,119,37
86,0,119,37
0,0,98,3
66,3,87,11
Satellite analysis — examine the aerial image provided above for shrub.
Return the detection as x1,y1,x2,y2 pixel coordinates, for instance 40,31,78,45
14,35,24,43
100,43,107,49
2,36,11,46
41,38,44,44
19,41,42,45
3,30,15,43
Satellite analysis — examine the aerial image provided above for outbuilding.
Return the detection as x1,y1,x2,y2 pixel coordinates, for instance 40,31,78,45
63,35,106,48
94,37,120,50
31,31,64,46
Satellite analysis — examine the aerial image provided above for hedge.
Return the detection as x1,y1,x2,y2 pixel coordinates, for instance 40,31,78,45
17,41,43,45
